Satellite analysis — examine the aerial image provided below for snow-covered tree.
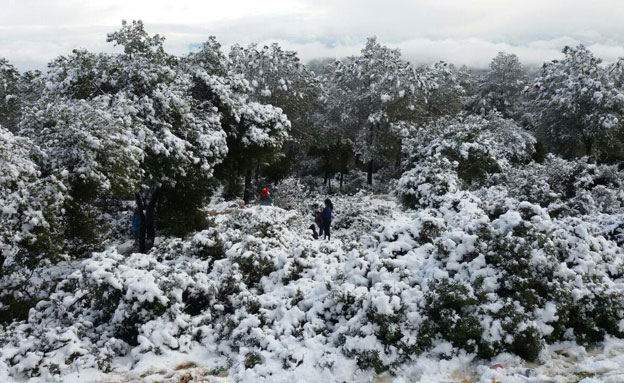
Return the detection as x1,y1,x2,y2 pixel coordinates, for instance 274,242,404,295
0,127,66,266
0,59,21,133
21,97,143,197
470,52,528,119
20,96,144,252
305,66,357,189
228,42,320,134
0,127,66,320
187,39,291,203
35,21,232,239
606,58,624,162
228,42,321,180
526,45,624,159
104,21,229,187
327,38,460,184
333,39,414,184
416,61,465,120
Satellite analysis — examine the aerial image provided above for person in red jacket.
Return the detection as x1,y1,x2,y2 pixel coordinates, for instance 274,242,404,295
258,187,274,206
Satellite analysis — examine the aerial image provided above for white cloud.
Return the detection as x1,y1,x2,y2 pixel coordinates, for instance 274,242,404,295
1,0,623,71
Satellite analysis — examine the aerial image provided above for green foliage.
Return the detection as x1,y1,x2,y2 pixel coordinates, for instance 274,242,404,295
207,365,228,376
509,327,543,362
244,352,262,369
454,147,502,187
232,249,278,287
157,173,216,237
0,295,36,324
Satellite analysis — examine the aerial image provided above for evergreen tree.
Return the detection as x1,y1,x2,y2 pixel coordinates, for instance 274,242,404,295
0,127,66,320
228,42,321,181
526,45,624,160
0,59,21,133
189,40,291,203
471,52,528,120
326,38,461,184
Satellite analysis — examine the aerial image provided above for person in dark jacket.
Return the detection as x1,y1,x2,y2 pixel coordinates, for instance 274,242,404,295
321,198,333,240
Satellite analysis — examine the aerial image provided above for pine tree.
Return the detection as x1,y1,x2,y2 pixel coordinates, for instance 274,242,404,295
471,52,528,120
326,38,461,184
527,45,624,160
228,42,321,182
0,59,21,133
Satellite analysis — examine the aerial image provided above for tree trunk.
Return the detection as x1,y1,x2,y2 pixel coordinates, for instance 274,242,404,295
367,160,373,185
255,161,260,183
585,138,593,159
328,171,332,193
340,171,344,190
323,158,329,185
243,168,253,204
136,186,160,253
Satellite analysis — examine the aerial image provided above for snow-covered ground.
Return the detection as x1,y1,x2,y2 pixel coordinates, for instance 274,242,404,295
36,332,624,382
1,192,623,383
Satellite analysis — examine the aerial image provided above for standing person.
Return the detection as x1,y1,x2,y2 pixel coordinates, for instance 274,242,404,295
130,208,142,250
258,187,274,206
321,198,333,240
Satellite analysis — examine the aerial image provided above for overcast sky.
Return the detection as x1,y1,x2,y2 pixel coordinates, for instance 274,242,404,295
2,0,624,71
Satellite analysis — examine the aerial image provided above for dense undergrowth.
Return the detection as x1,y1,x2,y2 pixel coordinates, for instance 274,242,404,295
0,172,622,381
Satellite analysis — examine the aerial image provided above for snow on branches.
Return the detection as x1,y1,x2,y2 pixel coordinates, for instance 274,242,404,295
527,45,624,157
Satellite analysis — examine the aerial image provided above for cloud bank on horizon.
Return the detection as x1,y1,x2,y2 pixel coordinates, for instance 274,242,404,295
2,0,624,71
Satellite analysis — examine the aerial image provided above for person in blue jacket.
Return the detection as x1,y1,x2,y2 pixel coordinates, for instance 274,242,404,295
321,198,333,240
130,208,142,249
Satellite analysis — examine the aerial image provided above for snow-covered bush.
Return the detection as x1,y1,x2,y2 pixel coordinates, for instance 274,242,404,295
501,155,624,217
327,193,397,243
399,113,624,221
0,127,67,322
400,113,535,196
336,195,624,370
0,191,622,380
0,206,300,377
393,112,624,368
397,154,459,209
